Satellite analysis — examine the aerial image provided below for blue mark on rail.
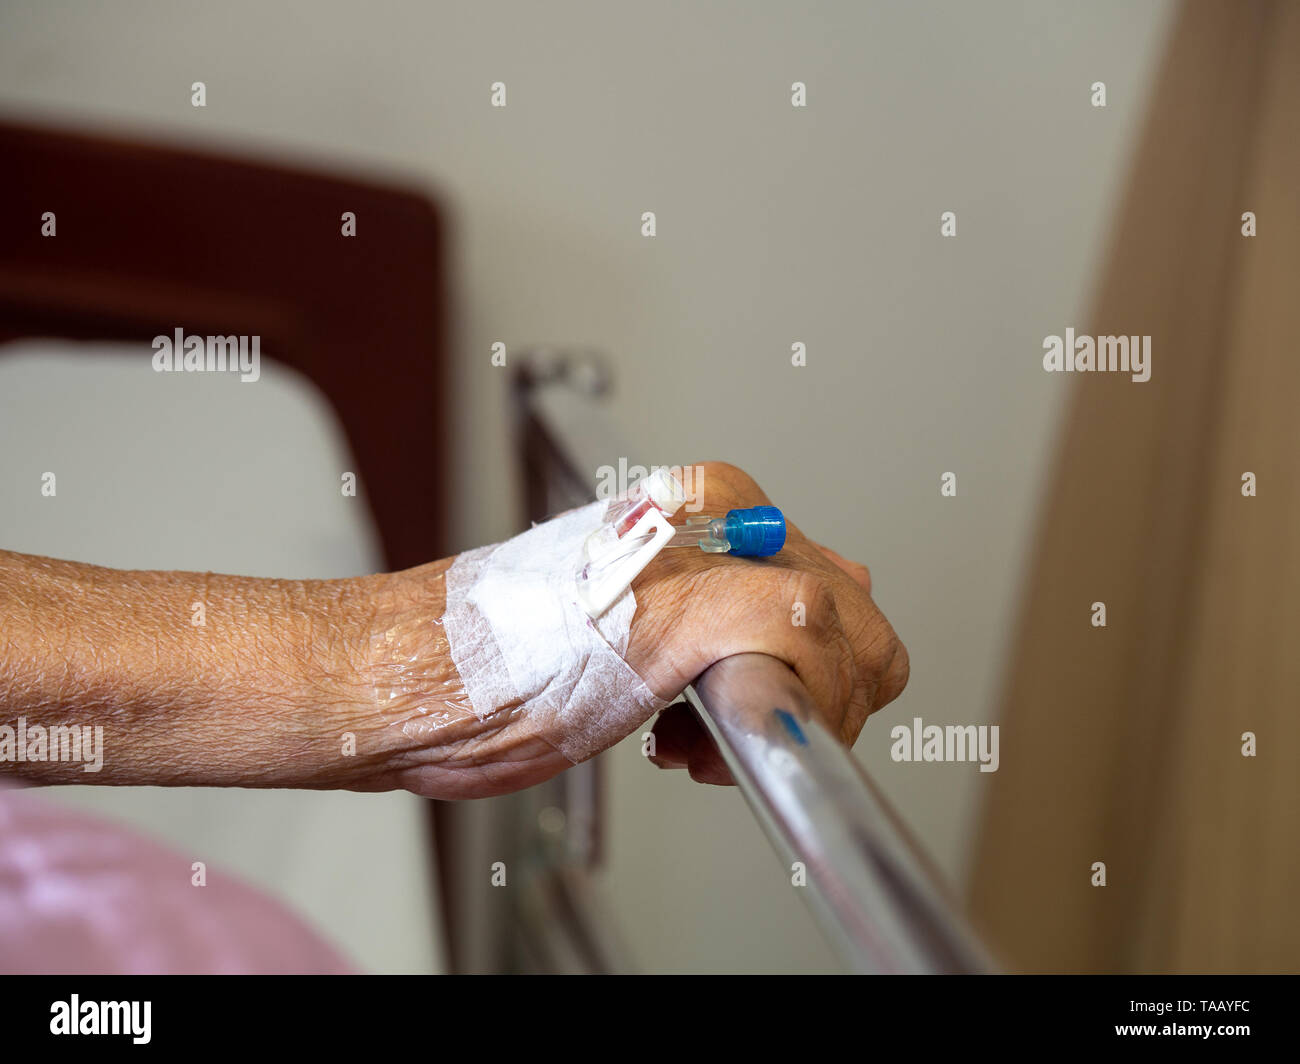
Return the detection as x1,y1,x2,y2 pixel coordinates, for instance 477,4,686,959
774,708,808,746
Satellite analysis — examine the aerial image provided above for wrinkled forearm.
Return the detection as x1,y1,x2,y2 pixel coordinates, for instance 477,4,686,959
0,550,386,788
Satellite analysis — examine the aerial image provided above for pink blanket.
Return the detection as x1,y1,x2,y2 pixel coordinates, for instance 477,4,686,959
0,787,353,974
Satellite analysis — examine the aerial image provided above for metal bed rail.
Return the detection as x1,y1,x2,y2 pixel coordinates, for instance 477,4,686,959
508,351,994,974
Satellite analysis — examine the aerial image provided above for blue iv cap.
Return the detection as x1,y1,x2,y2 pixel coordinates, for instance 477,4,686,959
725,505,786,557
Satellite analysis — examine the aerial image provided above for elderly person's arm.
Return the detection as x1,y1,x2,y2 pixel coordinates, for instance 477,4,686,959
0,462,907,797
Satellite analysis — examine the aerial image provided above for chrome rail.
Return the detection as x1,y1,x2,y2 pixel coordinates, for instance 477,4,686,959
690,655,992,973
513,351,995,974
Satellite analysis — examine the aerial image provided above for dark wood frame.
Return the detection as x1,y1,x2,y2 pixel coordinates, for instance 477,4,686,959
0,118,448,571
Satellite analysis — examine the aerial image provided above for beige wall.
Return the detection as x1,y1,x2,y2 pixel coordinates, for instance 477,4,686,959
0,0,1173,971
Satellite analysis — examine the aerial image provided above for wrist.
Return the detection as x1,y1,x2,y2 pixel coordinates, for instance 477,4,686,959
328,561,486,790
282,572,410,790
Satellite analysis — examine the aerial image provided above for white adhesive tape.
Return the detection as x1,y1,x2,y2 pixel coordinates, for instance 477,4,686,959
442,500,667,763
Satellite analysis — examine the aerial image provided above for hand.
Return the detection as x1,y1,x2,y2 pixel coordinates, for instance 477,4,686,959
626,462,909,784
353,461,907,798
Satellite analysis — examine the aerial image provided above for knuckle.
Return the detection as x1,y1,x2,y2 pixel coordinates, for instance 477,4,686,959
699,459,745,481
698,460,760,498
849,561,872,590
877,636,910,706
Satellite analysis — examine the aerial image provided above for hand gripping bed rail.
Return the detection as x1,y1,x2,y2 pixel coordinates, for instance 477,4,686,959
502,350,996,974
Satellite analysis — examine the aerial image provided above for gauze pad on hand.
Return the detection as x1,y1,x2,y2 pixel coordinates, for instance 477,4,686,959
442,500,668,763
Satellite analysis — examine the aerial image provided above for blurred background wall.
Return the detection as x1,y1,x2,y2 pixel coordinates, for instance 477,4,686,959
0,1,1175,971
971,0,1300,974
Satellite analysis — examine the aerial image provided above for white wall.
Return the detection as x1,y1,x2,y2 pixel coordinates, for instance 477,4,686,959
0,0,1174,971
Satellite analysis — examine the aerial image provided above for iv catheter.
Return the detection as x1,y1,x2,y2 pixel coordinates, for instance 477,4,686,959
576,468,787,618
663,506,786,557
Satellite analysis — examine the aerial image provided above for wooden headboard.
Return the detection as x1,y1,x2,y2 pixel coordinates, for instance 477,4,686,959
0,118,448,571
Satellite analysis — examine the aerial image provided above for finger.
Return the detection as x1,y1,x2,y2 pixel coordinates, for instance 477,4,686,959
687,742,734,786
650,703,735,786
648,702,696,768
875,637,910,709
811,541,871,593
